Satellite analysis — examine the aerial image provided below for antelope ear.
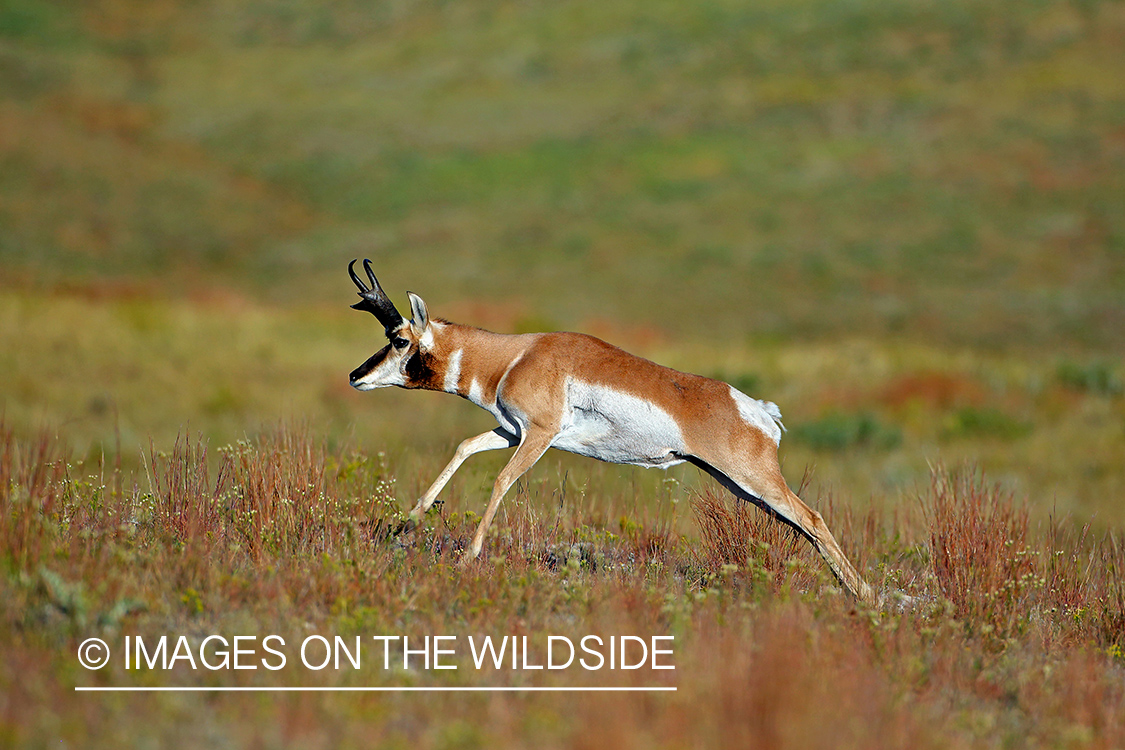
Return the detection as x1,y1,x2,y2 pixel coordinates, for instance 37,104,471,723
407,292,429,336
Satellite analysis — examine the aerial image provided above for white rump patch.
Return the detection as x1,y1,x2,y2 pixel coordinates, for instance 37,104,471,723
444,349,463,393
729,385,785,446
552,378,687,468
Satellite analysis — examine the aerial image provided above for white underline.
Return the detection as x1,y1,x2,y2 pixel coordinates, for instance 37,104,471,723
75,686,675,692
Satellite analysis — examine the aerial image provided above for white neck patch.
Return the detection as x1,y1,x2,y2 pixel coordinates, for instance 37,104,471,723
468,377,486,406
444,349,463,394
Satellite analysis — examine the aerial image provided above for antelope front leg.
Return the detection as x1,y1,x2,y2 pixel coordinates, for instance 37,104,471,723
462,430,554,564
407,429,517,525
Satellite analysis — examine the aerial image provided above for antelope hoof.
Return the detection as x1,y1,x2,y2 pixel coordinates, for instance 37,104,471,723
878,589,924,613
458,547,482,568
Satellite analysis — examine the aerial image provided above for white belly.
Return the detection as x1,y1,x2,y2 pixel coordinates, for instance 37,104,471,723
551,379,687,468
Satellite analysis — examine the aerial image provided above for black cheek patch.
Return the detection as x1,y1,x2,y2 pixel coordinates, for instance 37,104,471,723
403,351,438,389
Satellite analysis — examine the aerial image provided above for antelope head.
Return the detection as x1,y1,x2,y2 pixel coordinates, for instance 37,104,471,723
347,259,435,390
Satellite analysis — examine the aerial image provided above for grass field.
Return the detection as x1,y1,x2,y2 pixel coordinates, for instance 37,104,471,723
3,425,1124,748
2,0,1124,747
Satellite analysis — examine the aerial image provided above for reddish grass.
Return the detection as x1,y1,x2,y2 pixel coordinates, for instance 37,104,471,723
1,424,1123,748
0,423,69,569
690,470,820,596
925,469,1036,632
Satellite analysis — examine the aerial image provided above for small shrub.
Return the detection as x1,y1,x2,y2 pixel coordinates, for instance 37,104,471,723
0,423,69,568
690,483,819,596
791,412,901,452
923,468,1037,636
147,433,218,546
1057,360,1123,396
942,407,1032,441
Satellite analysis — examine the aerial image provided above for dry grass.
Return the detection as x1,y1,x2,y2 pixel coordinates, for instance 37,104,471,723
923,468,1125,651
690,469,821,597
2,422,1123,748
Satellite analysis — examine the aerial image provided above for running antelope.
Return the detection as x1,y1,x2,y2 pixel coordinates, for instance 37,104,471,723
347,259,876,604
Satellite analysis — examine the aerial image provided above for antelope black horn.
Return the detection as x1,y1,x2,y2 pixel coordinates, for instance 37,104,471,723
348,259,404,334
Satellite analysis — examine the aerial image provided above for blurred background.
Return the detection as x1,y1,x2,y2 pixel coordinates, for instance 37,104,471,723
1,0,1122,524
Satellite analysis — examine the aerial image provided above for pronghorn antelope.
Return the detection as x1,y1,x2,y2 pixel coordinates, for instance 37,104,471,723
347,259,876,603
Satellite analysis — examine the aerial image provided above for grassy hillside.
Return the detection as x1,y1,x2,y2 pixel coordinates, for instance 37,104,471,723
2,0,1123,347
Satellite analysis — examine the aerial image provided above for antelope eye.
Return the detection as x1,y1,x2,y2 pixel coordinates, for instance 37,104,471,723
393,337,409,349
